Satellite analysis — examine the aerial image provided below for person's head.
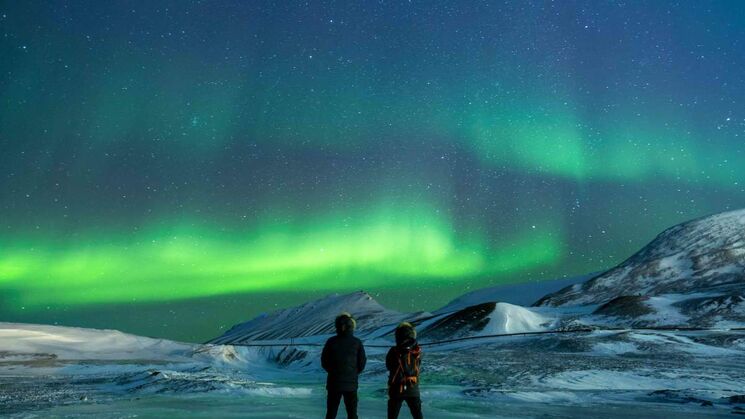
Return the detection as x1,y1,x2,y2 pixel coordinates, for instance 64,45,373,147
395,322,416,346
335,312,356,335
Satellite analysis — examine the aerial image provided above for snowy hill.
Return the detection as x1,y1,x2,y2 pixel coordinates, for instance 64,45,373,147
0,322,195,363
536,209,745,308
0,322,260,370
0,322,311,413
210,289,561,345
418,302,555,341
436,274,596,313
208,291,418,344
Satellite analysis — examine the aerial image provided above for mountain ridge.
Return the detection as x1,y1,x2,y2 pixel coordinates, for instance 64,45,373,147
536,208,745,307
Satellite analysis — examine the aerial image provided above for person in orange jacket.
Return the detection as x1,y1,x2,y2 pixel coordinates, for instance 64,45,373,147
386,322,423,419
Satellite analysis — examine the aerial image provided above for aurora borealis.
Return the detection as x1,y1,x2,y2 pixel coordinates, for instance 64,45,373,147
1,1,745,342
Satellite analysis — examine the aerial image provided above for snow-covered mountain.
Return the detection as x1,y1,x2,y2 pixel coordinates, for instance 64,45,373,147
531,209,745,328
536,209,745,308
210,291,563,346
208,291,420,344
436,273,596,313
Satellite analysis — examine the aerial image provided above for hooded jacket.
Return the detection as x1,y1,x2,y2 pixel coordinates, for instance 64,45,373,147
386,323,422,398
321,315,367,392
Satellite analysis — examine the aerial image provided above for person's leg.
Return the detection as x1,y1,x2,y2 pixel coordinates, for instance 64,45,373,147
342,391,359,419
387,397,404,419
405,397,424,419
325,390,342,419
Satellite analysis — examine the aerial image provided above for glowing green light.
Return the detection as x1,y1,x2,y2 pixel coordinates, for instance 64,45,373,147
465,100,740,184
471,109,587,180
0,204,563,309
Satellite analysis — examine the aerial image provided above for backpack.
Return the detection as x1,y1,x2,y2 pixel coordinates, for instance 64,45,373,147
390,345,421,394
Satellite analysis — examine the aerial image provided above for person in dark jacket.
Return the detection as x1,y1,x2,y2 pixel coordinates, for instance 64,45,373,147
321,312,367,419
386,322,423,419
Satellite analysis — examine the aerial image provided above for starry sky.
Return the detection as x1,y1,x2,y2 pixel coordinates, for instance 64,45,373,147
1,1,745,342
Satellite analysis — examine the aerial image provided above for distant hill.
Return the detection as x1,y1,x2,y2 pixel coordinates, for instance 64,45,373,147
436,274,596,313
207,291,419,344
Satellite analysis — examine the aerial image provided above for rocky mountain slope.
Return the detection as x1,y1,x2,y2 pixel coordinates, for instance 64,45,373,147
532,209,745,329
536,209,745,308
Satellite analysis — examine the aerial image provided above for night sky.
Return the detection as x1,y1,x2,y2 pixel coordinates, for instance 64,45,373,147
2,1,745,342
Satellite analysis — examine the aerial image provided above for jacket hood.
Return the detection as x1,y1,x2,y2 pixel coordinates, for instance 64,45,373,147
335,313,356,335
395,323,417,347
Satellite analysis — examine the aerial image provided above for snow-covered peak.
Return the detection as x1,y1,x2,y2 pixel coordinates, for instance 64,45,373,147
209,291,409,344
628,208,745,262
537,209,745,307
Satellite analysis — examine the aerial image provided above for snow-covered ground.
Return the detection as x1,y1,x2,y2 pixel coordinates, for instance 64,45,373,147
3,321,745,418
0,323,194,362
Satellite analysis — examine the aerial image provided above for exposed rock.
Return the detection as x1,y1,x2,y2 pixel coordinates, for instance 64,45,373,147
593,295,654,318
673,294,745,327
729,394,745,404
418,302,495,341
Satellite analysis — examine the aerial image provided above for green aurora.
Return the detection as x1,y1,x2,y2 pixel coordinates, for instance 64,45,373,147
0,203,562,308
